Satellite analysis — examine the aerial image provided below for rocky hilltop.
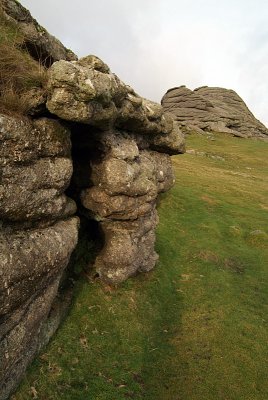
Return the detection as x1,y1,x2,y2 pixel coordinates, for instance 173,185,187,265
162,86,268,140
0,1,184,398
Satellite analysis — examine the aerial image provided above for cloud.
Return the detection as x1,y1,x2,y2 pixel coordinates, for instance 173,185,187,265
21,0,268,126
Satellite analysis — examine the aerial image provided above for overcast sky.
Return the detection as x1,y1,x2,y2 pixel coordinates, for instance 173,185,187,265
21,0,268,126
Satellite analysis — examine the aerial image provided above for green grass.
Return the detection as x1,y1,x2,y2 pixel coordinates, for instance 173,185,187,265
0,6,47,114
12,133,268,400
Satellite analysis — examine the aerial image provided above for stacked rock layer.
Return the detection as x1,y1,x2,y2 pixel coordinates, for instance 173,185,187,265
162,86,268,140
0,115,79,399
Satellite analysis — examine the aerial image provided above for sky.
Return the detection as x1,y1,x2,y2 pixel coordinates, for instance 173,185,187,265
21,0,268,126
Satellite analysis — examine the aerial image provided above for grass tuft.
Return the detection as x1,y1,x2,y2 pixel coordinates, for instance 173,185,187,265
0,7,47,114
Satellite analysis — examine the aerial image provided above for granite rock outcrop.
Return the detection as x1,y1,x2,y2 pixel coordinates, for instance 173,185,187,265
0,114,79,400
46,57,184,283
162,86,268,140
0,1,185,398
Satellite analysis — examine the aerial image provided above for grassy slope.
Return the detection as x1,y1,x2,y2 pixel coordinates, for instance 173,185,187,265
12,133,268,400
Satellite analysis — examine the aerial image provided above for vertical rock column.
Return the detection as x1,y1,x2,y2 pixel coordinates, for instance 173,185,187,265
79,130,177,283
0,115,79,399
46,55,185,284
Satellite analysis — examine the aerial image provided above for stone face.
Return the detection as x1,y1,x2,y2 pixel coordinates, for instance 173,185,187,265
0,116,76,222
0,219,78,400
0,113,79,400
149,121,186,155
0,60,185,400
0,4,80,397
93,209,159,283
0,218,79,318
46,58,175,135
45,55,185,283
0,278,60,400
76,129,177,284
161,85,268,140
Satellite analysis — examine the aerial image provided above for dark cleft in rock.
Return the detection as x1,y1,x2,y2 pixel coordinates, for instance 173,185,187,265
162,85,268,140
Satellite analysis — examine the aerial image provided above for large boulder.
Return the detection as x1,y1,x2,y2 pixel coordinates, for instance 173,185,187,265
0,218,78,399
0,3,80,398
0,116,76,221
46,56,176,135
161,85,268,140
46,58,185,283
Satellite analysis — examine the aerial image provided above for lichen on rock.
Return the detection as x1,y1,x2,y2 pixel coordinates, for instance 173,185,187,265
79,134,176,283
0,114,79,400
46,58,185,283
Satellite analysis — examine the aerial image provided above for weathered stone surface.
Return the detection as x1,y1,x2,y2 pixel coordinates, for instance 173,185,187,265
76,129,177,283
0,113,79,399
0,218,78,318
93,209,159,283
162,85,268,140
149,121,186,155
46,58,174,135
87,149,173,197
0,72,185,399
1,0,77,66
82,187,155,221
0,115,76,222
0,278,60,400
45,55,185,283
0,218,78,400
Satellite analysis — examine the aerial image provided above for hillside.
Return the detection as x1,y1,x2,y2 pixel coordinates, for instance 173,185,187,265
12,132,268,400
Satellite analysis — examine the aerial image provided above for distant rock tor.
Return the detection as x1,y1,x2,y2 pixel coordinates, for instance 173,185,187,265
161,86,268,140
